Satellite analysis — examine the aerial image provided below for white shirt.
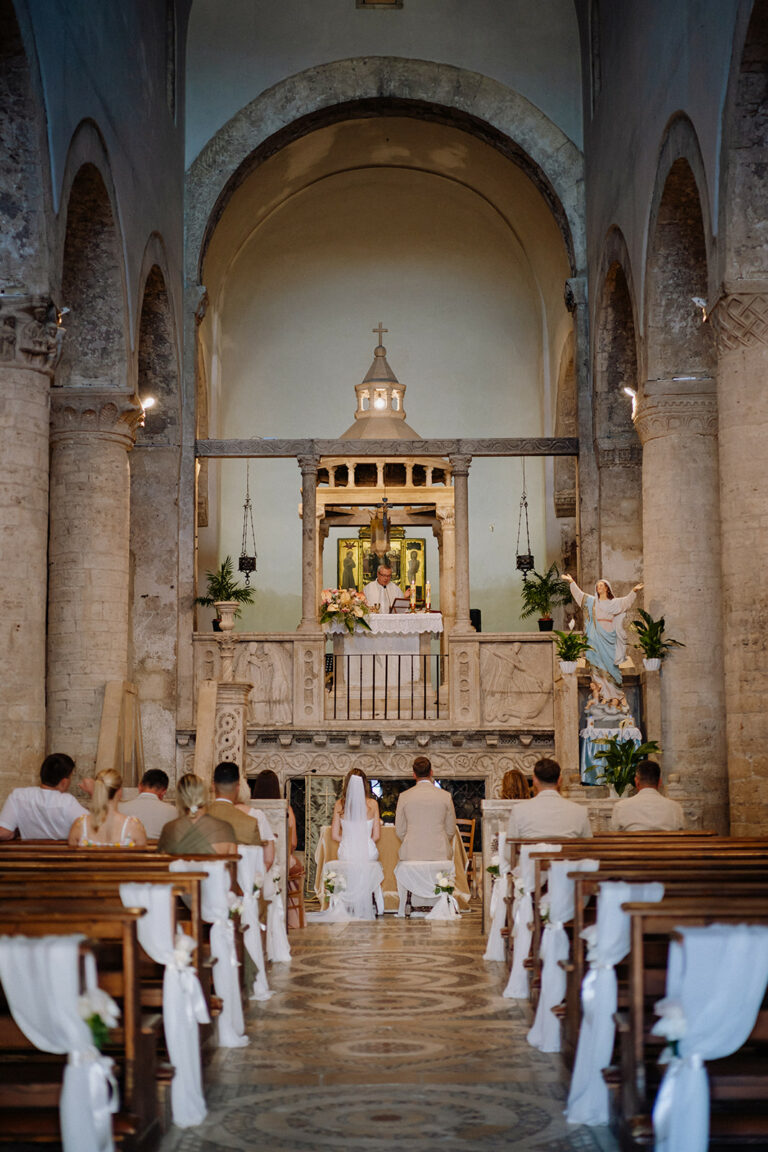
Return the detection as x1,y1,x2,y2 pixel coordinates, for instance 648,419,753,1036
363,579,404,613
610,787,685,832
506,789,593,844
0,787,88,840
119,792,176,839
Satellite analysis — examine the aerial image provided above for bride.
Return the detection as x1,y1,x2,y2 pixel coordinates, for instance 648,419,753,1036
328,769,385,920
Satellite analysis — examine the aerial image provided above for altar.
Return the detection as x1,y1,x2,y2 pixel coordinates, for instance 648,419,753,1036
329,612,443,688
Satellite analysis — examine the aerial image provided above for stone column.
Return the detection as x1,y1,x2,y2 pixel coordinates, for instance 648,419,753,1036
710,290,768,834
297,454,320,633
0,297,62,790
449,454,472,632
634,387,727,831
436,508,456,633
214,681,252,782
47,391,143,771
567,276,601,587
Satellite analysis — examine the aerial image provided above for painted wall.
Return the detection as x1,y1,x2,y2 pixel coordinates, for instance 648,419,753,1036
185,0,583,163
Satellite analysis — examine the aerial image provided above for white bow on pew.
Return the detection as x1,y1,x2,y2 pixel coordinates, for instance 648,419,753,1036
0,934,118,1152
169,859,249,1047
119,883,209,1127
503,843,562,999
565,879,665,1125
527,857,599,1053
264,864,292,963
652,923,768,1152
235,844,273,1000
483,855,509,961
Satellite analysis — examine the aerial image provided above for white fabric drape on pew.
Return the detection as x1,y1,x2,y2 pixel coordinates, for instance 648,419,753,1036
264,864,291,963
503,843,562,998
119,883,209,1127
169,859,248,1048
0,934,118,1152
393,859,454,916
235,845,272,1000
652,923,768,1152
565,880,665,1125
527,857,599,1053
483,861,510,962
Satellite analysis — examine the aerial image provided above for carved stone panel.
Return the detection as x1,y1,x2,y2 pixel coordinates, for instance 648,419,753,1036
479,641,554,728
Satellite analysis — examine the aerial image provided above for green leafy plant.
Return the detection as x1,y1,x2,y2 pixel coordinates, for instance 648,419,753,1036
631,609,685,661
194,555,255,620
520,563,571,620
553,629,592,662
593,736,662,796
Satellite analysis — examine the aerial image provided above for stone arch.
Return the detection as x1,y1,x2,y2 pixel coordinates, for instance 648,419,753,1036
712,1,768,835
130,246,181,777
638,129,726,831
186,58,585,281
593,230,642,583
58,125,127,389
0,0,48,293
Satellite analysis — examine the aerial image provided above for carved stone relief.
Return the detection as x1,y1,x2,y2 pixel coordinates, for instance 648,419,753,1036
234,642,293,725
480,642,554,727
710,293,768,352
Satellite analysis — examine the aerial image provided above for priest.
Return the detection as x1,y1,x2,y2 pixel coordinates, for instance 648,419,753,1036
363,565,404,613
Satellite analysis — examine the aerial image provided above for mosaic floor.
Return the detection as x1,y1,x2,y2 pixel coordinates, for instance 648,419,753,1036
160,908,618,1152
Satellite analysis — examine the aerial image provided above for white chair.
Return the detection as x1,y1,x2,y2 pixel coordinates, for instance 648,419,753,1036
394,859,453,917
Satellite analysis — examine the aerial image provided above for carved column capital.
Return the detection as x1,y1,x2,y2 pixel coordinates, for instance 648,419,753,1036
50,390,144,449
0,295,64,377
448,454,472,476
633,393,718,445
709,291,768,352
297,453,320,474
436,507,455,528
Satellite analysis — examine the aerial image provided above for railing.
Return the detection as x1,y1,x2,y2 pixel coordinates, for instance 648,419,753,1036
326,654,448,721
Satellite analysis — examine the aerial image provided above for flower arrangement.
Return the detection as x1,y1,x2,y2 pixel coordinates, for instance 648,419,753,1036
434,870,455,896
323,869,346,897
319,588,371,633
539,898,551,925
652,997,687,1061
78,986,121,1050
227,892,245,920
486,853,501,878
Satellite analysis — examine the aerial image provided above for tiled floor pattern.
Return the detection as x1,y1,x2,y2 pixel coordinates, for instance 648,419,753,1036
161,910,618,1152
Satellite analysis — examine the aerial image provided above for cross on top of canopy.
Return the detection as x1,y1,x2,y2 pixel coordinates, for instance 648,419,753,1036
340,324,420,441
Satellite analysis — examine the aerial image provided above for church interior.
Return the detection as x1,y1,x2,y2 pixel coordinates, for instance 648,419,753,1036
1,1,768,1150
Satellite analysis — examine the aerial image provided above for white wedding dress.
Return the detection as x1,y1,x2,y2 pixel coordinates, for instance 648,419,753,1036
310,776,385,922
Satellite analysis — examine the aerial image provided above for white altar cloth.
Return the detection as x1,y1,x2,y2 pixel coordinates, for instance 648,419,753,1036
328,613,443,687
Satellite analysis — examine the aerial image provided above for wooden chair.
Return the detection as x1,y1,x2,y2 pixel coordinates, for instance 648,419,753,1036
456,818,476,895
287,861,306,929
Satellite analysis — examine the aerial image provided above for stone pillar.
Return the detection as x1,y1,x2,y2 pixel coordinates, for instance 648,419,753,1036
213,681,252,782
0,297,62,790
297,454,320,633
449,454,472,632
436,508,456,633
710,290,768,834
567,276,600,587
634,387,727,831
47,391,143,772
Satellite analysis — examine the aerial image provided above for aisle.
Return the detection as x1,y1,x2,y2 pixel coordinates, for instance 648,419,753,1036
162,911,618,1152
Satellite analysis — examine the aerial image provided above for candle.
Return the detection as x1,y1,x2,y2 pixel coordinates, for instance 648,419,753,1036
410,580,416,608
425,581,431,610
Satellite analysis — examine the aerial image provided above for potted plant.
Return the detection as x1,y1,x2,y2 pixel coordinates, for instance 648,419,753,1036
553,625,592,674
520,563,571,632
593,736,661,797
631,608,685,671
194,556,255,631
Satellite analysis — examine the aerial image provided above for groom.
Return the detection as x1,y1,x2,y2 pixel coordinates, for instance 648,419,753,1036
395,757,456,860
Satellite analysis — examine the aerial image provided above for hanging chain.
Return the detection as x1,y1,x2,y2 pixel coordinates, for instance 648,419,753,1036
515,458,534,578
239,461,258,585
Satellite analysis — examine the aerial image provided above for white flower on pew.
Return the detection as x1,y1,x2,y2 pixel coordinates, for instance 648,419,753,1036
227,891,245,920
78,987,120,1050
252,874,263,895
652,997,687,1062
514,877,527,899
172,929,197,969
434,871,456,895
323,869,346,896
539,898,551,925
487,853,501,878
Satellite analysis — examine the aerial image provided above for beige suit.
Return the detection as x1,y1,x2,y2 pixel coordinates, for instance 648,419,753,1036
506,789,593,843
395,779,456,860
610,787,684,832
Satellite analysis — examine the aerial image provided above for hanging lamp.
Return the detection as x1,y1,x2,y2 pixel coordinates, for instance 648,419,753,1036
238,461,258,585
515,459,535,578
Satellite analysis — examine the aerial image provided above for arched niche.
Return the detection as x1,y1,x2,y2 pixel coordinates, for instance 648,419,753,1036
58,159,126,389
594,247,642,584
195,114,573,633
130,256,181,777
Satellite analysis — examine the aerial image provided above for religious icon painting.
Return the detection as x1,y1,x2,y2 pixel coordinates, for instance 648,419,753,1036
404,538,426,598
337,539,361,591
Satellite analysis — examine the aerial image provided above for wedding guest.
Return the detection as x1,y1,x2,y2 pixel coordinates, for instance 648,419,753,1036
250,768,303,926
0,753,89,841
500,768,531,800
119,768,176,839
69,768,147,847
610,760,685,831
505,758,592,847
209,761,275,868
157,773,236,855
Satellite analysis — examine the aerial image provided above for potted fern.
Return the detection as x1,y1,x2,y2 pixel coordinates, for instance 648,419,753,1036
194,556,255,631
632,609,684,671
553,625,592,674
520,563,571,632
593,736,661,797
